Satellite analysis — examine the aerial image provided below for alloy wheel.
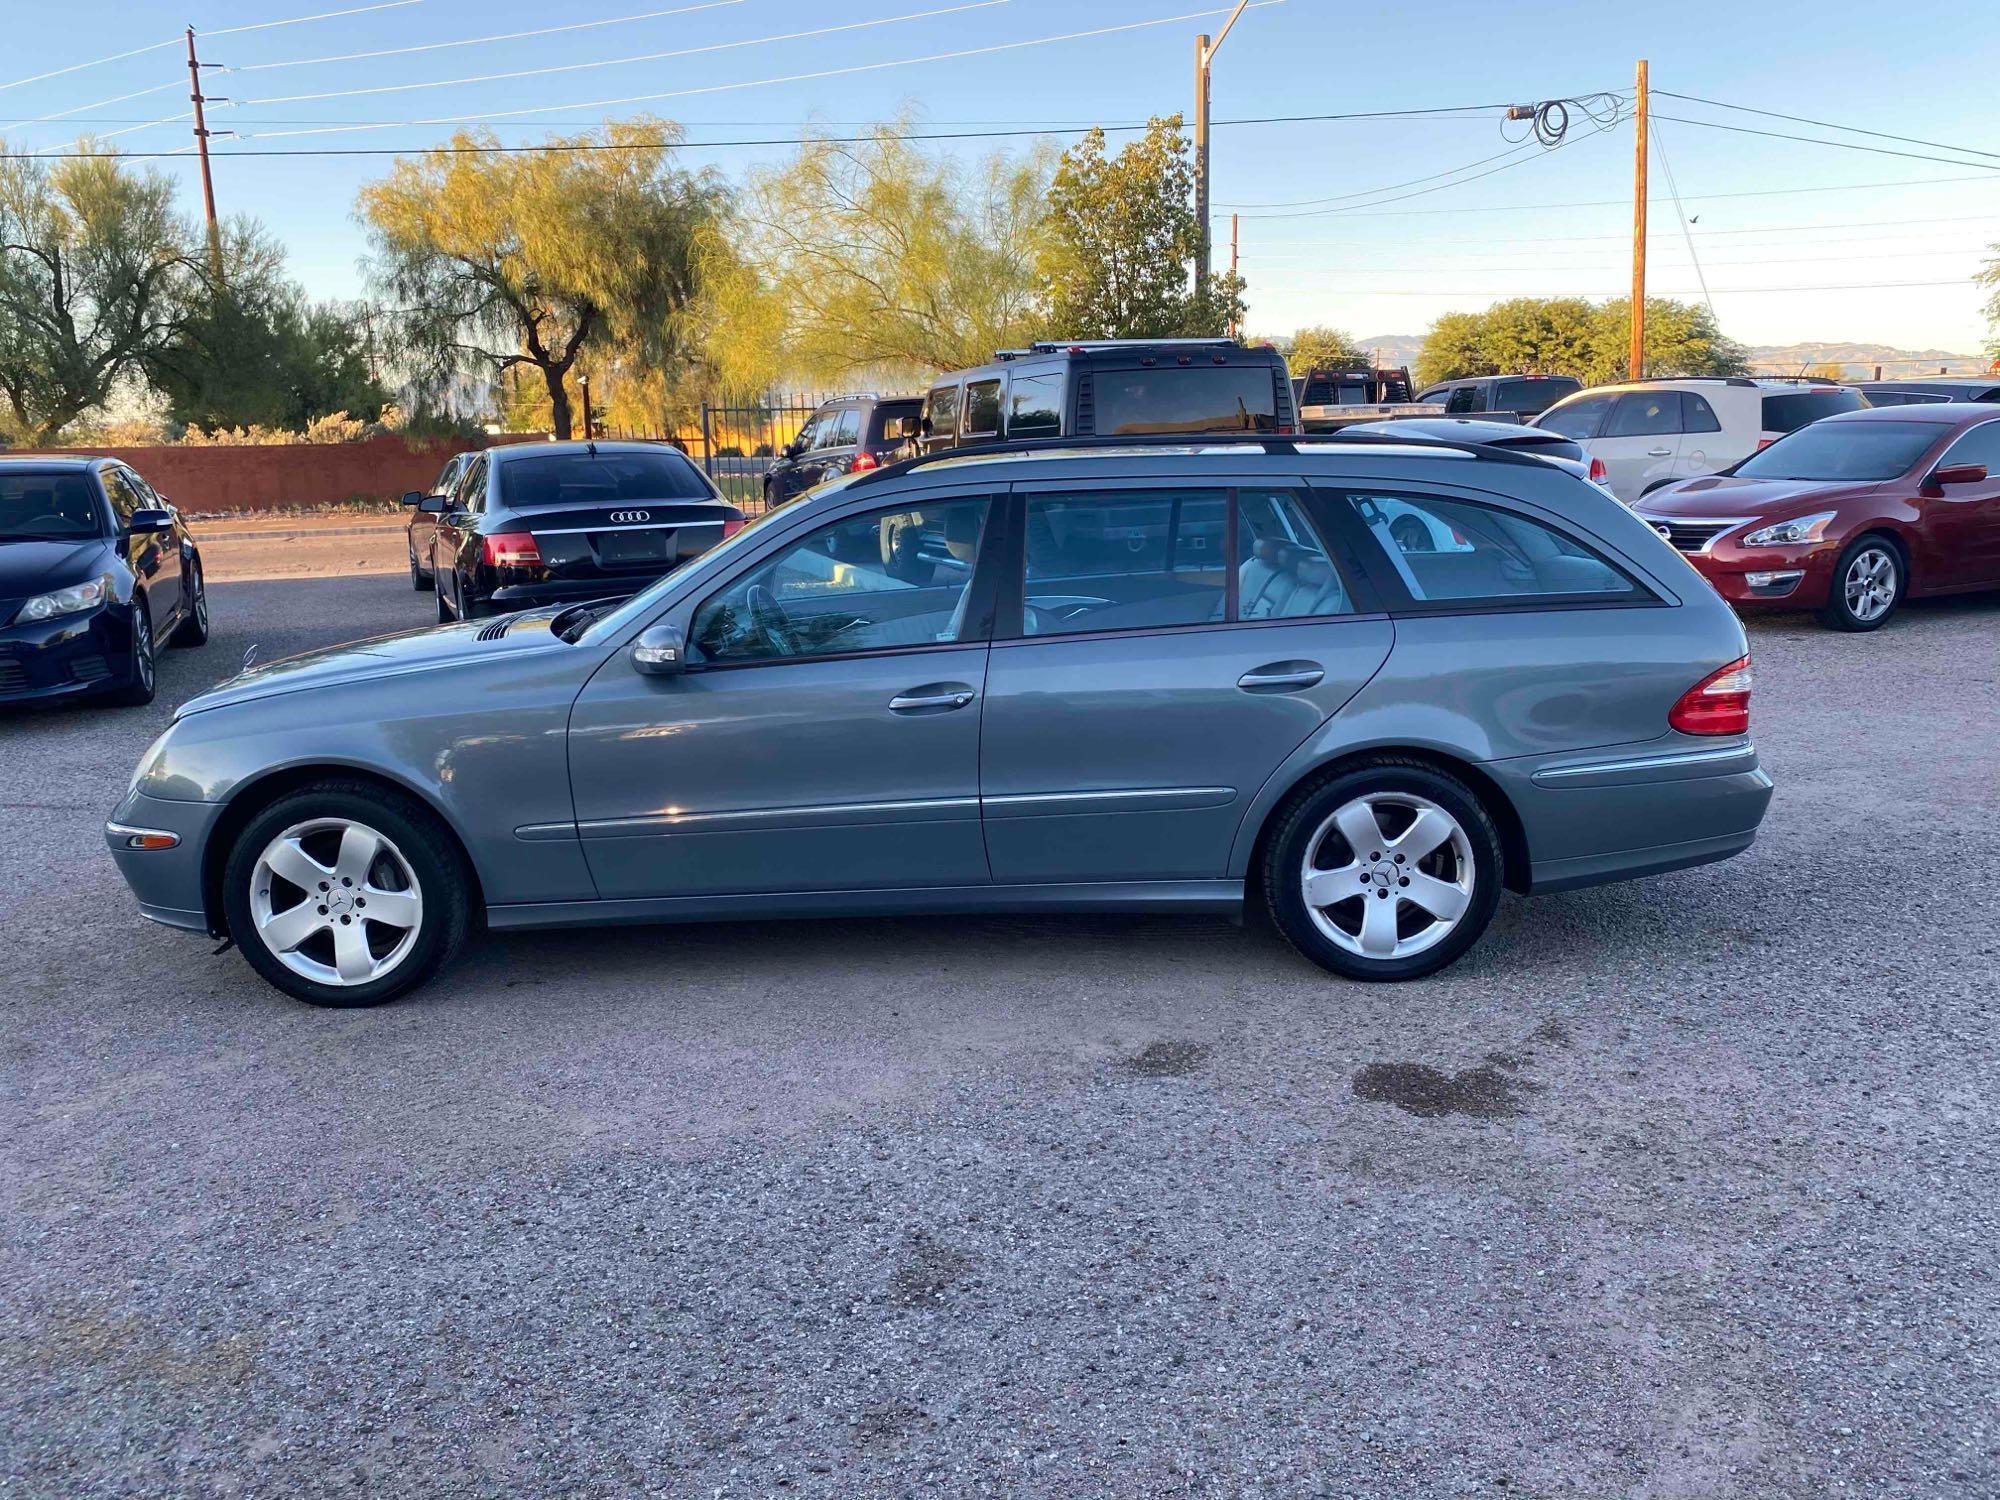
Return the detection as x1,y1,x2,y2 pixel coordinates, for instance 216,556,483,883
1844,546,1897,623
249,818,425,986
1300,793,1475,960
132,611,154,691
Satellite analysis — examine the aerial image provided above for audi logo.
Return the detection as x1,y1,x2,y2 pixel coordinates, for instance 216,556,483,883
609,510,652,524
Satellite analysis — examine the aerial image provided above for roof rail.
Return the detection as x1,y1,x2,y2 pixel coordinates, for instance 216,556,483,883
845,429,1551,491
1629,375,1759,387
1025,337,1241,353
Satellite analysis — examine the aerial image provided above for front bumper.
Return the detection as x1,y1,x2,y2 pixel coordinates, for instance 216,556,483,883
1672,535,1841,611
104,789,226,933
0,605,133,702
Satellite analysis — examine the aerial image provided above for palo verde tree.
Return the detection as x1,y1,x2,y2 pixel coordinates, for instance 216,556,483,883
0,142,199,443
1038,116,1245,341
359,120,729,440
1281,325,1369,376
711,123,1049,387
1415,295,1747,387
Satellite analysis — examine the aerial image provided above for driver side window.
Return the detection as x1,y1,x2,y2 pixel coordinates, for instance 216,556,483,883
691,498,991,664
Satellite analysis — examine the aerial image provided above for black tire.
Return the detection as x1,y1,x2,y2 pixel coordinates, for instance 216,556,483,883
170,557,209,647
411,543,434,591
436,570,455,622
1260,758,1504,983
221,781,474,1007
107,600,158,706
1817,535,1904,632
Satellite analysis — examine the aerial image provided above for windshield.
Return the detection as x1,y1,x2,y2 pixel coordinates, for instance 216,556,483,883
0,472,103,539
498,450,711,508
1734,421,1937,482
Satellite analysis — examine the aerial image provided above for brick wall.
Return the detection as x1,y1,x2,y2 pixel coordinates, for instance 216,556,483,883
9,433,549,514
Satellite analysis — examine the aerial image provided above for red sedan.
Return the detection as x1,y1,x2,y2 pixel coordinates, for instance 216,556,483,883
1635,404,2000,630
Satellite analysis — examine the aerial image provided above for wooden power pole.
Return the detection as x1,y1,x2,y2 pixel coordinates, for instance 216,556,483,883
1228,212,1240,336
1192,0,1251,305
185,26,222,273
1629,59,1649,381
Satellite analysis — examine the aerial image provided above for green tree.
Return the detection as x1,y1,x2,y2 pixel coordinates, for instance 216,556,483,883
0,143,198,442
359,119,729,440
1039,116,1244,340
711,123,1049,386
147,220,385,431
1282,325,1369,376
1980,249,2000,363
1414,296,1747,386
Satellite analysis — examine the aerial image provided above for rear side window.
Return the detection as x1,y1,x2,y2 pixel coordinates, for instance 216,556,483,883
1682,393,1722,433
497,451,709,508
1494,377,1579,415
1095,367,1278,434
827,408,861,447
1606,392,1682,436
868,404,921,445
1762,389,1865,433
1022,490,1229,634
1005,371,1063,437
1537,391,1615,440
1237,490,1352,620
963,378,1003,439
925,385,961,443
1346,493,1639,605
1444,386,1481,414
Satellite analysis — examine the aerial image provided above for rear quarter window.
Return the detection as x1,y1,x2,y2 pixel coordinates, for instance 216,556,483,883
1762,389,1866,433
1536,391,1615,440
1494,377,1580,414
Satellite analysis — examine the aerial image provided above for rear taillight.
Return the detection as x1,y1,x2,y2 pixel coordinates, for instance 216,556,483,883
1669,654,1753,736
850,449,879,472
1588,456,1609,484
482,531,541,568
721,517,745,539
1755,437,1775,452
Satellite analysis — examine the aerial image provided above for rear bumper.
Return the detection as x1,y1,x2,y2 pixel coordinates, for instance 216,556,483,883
0,605,133,703
487,575,652,608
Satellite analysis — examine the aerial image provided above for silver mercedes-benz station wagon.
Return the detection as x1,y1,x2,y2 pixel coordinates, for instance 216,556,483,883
108,434,1773,1007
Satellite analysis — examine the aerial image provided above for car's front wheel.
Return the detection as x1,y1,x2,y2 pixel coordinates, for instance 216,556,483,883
222,782,473,1007
436,569,455,622
107,601,157,706
171,557,209,647
1261,759,1504,982
1818,536,1903,631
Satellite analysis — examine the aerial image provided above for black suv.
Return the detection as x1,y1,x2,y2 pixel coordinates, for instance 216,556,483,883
1414,374,1582,418
1855,378,2000,406
917,338,1298,454
764,394,923,506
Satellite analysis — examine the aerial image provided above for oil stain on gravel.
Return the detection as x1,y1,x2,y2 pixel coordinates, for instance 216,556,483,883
1126,1040,1211,1077
1352,1061,1534,1119
885,1233,972,1309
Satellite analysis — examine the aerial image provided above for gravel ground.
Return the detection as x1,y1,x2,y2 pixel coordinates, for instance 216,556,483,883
2,567,1995,1498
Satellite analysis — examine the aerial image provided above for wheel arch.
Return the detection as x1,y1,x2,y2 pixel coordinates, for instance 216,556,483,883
1239,744,1533,900
1846,522,1916,590
199,762,487,934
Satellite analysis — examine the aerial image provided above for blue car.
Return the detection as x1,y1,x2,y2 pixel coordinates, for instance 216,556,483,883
1,456,209,706
108,433,1771,1006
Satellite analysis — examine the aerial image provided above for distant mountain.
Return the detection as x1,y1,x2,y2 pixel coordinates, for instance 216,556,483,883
1349,335,1990,381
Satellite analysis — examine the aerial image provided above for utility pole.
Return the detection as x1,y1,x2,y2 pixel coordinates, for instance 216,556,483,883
1228,213,1240,337
1629,58,1649,381
579,373,594,442
1192,0,1250,304
185,26,224,276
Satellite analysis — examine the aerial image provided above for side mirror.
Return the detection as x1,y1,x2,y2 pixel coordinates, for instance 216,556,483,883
401,490,425,507
631,623,686,677
128,508,174,534
1932,462,1987,486
419,495,447,514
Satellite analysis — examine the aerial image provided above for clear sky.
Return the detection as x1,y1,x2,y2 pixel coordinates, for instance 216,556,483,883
6,0,1997,361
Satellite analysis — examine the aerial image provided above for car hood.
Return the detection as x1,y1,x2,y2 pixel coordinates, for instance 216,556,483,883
177,609,569,716
0,537,109,602
1636,474,1880,519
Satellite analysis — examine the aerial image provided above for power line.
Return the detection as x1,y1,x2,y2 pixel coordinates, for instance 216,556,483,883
1650,112,2000,175
1241,247,1993,272
238,2,1014,106
231,0,744,72
1650,120,1715,321
0,40,179,97
1655,90,2000,166
1216,138,1542,210
1233,214,2000,252
230,1,1288,142
1282,279,1970,297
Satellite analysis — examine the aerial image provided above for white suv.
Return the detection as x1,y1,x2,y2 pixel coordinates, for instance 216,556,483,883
1532,378,1867,503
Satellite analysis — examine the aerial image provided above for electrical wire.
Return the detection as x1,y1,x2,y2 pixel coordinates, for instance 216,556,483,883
1217,139,1543,210
206,2,426,39
1273,279,1969,297
1650,112,2000,175
1655,89,2000,166
230,0,744,72
1650,120,1716,322
237,2,1014,106
0,40,178,97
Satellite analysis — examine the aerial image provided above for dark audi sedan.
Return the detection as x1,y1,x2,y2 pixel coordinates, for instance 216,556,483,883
420,441,744,620
1,456,209,706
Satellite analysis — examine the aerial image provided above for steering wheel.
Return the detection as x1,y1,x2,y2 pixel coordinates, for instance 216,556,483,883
745,583,802,657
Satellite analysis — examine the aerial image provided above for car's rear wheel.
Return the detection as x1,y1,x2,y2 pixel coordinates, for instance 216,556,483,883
1261,759,1503,982
222,783,473,1007
171,558,209,646
107,602,157,706
1818,536,1903,631
436,570,454,622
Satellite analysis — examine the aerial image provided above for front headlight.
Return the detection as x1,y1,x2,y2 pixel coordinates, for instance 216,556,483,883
1742,512,1837,548
15,574,110,623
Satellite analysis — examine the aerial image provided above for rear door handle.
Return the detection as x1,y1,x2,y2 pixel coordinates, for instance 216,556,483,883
1647,446,1673,457
889,683,977,713
1238,662,1325,692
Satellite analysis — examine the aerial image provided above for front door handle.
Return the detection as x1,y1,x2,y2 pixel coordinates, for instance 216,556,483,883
889,683,977,713
1238,661,1325,692
1647,446,1673,457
